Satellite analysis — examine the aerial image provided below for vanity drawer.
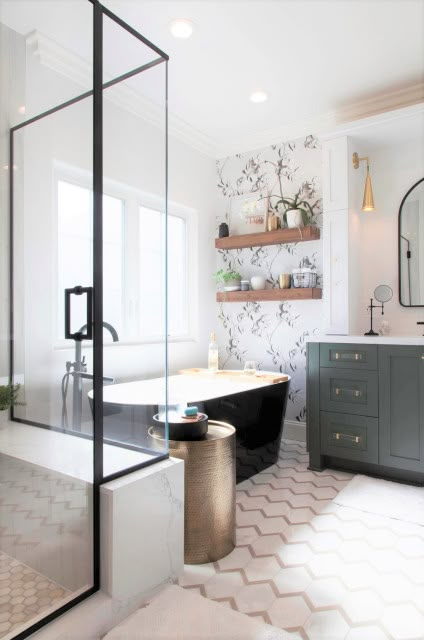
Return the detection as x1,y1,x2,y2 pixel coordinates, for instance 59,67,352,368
320,411,378,463
320,368,378,416
320,343,377,370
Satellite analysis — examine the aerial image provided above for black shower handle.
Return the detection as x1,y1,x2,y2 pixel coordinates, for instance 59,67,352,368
65,286,93,341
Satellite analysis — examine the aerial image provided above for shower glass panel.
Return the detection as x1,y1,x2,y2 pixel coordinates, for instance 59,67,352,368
4,1,96,634
101,11,169,478
3,1,169,637
9,96,95,635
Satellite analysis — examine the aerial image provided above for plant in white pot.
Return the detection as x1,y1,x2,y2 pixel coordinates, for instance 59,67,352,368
213,269,242,292
276,190,315,229
0,384,24,425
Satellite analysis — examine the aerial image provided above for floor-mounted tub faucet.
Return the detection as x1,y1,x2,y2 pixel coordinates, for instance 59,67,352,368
62,322,119,431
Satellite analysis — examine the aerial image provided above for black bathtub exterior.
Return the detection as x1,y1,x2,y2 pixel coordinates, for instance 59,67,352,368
195,382,290,482
99,379,290,483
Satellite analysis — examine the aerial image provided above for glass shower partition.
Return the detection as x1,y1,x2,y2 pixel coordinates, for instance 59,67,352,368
100,7,169,480
5,1,169,638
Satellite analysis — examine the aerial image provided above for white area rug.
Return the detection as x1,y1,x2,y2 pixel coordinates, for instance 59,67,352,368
334,474,424,525
104,584,290,640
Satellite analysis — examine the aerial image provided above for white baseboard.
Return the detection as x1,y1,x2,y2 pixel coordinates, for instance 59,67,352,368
283,420,306,443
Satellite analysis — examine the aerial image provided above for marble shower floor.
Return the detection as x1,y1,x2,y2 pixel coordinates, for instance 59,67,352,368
178,440,424,640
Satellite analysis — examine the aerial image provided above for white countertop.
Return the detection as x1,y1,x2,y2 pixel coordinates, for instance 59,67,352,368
306,335,424,345
89,372,290,407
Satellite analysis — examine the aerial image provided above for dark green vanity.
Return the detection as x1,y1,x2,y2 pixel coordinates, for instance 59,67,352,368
307,339,424,484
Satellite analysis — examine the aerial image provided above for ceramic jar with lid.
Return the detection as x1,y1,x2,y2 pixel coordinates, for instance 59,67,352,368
240,280,250,291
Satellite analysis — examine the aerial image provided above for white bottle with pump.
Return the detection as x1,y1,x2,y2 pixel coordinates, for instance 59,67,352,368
208,332,219,371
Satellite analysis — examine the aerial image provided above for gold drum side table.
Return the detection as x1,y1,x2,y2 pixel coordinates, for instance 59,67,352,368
151,420,236,564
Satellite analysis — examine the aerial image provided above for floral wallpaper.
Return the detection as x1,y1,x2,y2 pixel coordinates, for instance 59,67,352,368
215,135,323,423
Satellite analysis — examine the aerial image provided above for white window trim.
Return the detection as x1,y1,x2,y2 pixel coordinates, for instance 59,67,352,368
53,161,198,350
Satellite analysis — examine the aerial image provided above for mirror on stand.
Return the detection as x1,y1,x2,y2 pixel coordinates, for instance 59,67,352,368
365,285,393,336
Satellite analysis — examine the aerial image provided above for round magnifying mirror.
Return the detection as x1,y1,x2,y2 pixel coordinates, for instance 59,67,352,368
374,284,393,304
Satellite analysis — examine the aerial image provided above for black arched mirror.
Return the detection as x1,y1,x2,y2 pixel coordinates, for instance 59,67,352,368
399,177,424,306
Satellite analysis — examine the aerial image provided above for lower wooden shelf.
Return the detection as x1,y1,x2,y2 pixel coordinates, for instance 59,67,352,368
216,288,322,302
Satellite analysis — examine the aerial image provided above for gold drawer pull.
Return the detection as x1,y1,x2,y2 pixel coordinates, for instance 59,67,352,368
334,432,361,444
335,388,362,397
334,352,362,361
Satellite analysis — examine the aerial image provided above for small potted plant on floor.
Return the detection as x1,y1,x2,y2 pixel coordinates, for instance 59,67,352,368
276,190,315,229
213,269,242,292
0,383,24,425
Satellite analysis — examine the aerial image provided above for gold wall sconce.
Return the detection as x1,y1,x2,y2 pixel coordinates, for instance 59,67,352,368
352,152,375,212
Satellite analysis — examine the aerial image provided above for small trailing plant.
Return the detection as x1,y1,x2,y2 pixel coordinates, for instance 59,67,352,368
0,384,25,411
213,269,242,284
276,190,315,226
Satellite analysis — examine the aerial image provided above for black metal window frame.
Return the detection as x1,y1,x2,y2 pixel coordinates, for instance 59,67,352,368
8,1,169,638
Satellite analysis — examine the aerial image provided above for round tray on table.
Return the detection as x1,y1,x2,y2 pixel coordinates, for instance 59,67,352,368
152,412,208,441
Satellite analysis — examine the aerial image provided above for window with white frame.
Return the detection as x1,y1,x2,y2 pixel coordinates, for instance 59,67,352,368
56,174,192,343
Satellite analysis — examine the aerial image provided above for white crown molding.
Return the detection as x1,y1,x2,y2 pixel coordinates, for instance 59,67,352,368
215,83,424,158
26,30,92,91
214,112,338,158
26,30,217,158
26,30,424,160
336,82,424,124
319,102,424,142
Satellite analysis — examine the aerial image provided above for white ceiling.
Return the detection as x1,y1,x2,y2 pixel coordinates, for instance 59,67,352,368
1,0,424,157
105,0,424,153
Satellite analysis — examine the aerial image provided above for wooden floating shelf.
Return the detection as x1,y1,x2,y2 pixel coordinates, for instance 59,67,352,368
216,288,322,303
215,226,320,250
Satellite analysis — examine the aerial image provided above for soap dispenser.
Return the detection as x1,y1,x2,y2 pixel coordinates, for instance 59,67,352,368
208,332,219,371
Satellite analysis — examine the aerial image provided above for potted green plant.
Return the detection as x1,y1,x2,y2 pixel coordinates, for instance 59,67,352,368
276,190,315,229
0,383,24,425
213,269,242,292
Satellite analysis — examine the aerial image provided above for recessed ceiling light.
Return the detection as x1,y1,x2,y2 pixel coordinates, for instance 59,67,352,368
250,90,268,103
170,19,194,39
18,105,25,114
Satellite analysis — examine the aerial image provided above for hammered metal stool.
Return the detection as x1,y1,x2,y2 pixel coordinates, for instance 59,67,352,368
151,420,236,564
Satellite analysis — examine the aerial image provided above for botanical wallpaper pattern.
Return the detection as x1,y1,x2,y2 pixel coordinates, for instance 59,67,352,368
215,135,323,423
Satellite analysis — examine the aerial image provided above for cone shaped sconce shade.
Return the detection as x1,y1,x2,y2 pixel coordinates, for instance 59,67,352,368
352,152,376,212
362,167,375,211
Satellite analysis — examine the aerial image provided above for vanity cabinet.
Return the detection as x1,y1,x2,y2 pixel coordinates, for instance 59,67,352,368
307,341,424,483
379,346,424,473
